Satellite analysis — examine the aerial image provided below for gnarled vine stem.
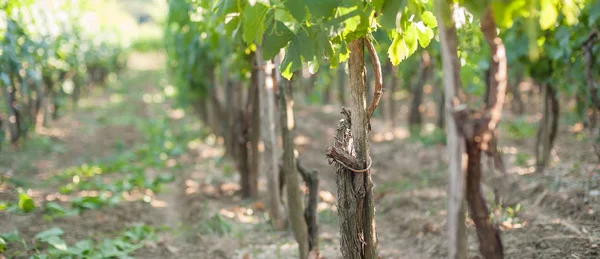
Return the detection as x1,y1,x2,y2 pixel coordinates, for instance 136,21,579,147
364,37,383,122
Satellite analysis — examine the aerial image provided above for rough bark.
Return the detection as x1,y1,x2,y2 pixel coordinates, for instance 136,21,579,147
249,61,261,198
434,1,468,258
260,50,285,230
32,76,45,130
326,38,378,259
409,51,432,133
509,71,524,115
337,64,346,106
296,159,319,253
583,31,600,110
465,140,503,259
322,78,331,104
436,81,445,129
462,8,506,258
236,108,251,198
534,83,559,173
582,31,600,160
389,64,398,127
240,55,261,198
278,77,309,259
1,80,20,144
224,66,236,158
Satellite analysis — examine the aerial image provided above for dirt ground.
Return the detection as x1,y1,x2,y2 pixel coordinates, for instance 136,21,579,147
1,52,599,259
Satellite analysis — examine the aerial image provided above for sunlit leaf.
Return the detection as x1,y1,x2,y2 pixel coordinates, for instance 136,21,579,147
540,0,558,30
416,22,434,48
404,24,418,56
388,32,408,66
421,11,437,28
18,193,35,213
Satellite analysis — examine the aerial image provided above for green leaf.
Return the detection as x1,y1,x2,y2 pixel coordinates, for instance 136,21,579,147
296,29,316,62
388,32,408,66
242,3,269,44
262,21,294,60
416,22,434,48
67,240,93,255
35,227,64,241
338,7,361,34
372,0,385,10
224,16,241,35
18,193,35,213
404,24,418,56
379,0,406,29
46,236,68,251
280,34,304,79
421,11,437,28
0,231,20,242
0,73,11,86
0,237,5,252
306,0,337,19
284,0,306,22
539,0,557,30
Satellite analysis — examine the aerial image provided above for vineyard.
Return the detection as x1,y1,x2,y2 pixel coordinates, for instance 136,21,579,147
1,0,600,258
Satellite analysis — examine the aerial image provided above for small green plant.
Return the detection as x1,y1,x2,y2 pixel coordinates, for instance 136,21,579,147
199,213,232,236
491,203,523,226
16,225,157,258
411,128,447,147
502,116,537,139
515,152,532,167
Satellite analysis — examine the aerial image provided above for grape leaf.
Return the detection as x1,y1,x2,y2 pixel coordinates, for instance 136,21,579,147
421,11,437,28
404,24,418,56
280,38,303,79
416,22,434,48
380,0,407,29
306,0,337,19
539,0,557,30
284,0,306,22
372,0,385,10
296,28,315,62
242,3,269,44
262,21,294,60
388,32,408,66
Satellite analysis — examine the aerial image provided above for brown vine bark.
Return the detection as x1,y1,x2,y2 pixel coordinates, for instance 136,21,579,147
278,77,309,259
582,31,600,160
239,55,261,198
463,8,506,258
534,83,559,173
337,64,346,106
436,81,445,129
434,1,468,257
326,38,378,259
1,79,20,144
296,158,319,254
389,64,398,127
409,51,432,133
262,51,285,230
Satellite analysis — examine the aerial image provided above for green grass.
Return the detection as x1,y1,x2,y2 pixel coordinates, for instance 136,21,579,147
0,225,157,258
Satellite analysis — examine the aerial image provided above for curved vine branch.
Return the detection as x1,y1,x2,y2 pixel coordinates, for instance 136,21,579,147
364,37,383,120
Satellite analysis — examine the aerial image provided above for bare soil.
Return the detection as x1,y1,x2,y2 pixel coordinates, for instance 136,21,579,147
1,52,598,259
